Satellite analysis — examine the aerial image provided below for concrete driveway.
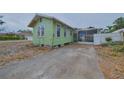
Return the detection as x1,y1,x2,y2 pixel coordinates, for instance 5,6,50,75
0,47,104,79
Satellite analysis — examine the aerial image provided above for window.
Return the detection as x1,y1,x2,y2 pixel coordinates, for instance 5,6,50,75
64,27,66,37
70,31,72,36
38,27,40,36
41,26,44,36
38,25,45,37
56,24,61,37
40,18,42,22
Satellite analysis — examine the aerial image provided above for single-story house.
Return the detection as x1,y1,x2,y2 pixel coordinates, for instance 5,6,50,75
28,14,74,47
17,31,32,41
28,14,124,46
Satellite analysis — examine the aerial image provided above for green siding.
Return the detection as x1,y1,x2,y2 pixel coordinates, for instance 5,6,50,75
32,17,74,46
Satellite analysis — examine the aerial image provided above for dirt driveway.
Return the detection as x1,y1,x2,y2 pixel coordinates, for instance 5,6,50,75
0,46,104,79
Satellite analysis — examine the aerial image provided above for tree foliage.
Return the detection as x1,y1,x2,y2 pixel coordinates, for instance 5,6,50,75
0,34,24,40
107,17,124,32
0,15,5,25
0,15,5,32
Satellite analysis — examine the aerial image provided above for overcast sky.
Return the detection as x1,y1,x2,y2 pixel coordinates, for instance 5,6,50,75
1,13,124,32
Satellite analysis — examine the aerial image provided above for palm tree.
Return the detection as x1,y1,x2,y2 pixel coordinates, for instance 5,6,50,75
0,20,5,25
106,26,113,32
0,16,5,32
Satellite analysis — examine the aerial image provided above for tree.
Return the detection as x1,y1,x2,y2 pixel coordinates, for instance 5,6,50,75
107,17,124,32
107,26,113,32
113,17,124,29
0,15,5,32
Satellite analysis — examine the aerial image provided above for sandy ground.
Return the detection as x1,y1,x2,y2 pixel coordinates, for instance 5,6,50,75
95,45,124,79
0,41,50,65
0,46,104,79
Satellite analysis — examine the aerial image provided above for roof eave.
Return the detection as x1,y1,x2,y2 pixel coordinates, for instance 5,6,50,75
28,14,75,30
28,15,40,27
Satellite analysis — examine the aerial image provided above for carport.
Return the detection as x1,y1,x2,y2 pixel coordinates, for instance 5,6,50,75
75,27,102,42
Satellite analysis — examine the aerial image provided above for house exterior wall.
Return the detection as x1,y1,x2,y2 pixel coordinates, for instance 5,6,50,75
94,33,123,45
32,18,53,46
52,21,73,46
25,36,32,41
32,17,74,46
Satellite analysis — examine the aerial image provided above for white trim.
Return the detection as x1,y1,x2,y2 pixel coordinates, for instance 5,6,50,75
38,24,45,37
56,24,61,37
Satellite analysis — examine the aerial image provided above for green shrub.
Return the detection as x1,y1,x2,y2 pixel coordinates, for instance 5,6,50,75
105,37,112,42
110,41,124,45
117,46,124,52
112,45,124,53
104,37,113,47
0,34,24,40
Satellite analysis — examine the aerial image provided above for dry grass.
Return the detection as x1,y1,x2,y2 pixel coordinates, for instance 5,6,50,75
95,45,124,79
0,41,51,66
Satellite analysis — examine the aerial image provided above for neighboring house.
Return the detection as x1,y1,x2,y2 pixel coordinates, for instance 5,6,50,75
75,27,124,45
93,29,124,45
17,31,32,41
0,32,18,36
28,14,74,47
112,28,124,34
112,28,124,42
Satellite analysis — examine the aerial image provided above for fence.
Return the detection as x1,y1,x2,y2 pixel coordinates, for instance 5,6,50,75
94,33,123,45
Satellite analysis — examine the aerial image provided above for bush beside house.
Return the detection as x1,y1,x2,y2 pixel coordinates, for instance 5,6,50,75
0,34,24,40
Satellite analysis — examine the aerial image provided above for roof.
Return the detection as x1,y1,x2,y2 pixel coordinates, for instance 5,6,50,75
76,27,102,32
112,28,124,33
17,31,32,36
0,32,16,35
28,14,74,29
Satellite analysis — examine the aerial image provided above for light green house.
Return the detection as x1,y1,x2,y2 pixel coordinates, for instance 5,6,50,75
28,14,75,47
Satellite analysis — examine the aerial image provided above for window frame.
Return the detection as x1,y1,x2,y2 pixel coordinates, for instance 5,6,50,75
37,26,41,37
40,18,42,22
70,30,73,36
56,24,61,37
37,24,45,37
64,26,67,37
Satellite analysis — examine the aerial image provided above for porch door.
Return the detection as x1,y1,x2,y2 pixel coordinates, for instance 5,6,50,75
85,34,94,42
